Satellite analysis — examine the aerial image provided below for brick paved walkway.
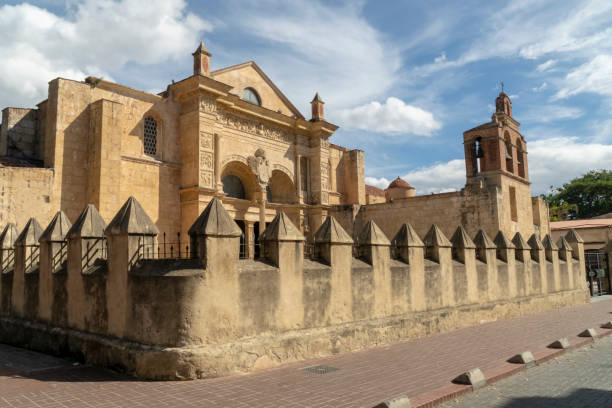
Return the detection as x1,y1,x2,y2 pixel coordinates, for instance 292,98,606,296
439,334,612,407
1,298,612,407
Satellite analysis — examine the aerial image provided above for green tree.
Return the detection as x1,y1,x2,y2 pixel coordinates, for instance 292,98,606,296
542,170,612,220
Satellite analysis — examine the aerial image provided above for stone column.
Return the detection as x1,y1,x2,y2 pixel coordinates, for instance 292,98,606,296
565,229,586,291
38,211,71,324
557,237,573,291
543,234,560,293
261,212,305,330
12,218,43,319
528,233,546,294
66,204,107,332
357,220,391,317
313,215,353,323
106,197,159,339
0,224,18,316
392,223,425,311
423,224,454,308
189,197,242,343
474,229,498,301
512,232,531,296
494,231,516,299
245,220,255,260
450,226,478,304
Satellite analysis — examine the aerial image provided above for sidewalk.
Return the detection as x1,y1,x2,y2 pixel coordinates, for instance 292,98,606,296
1,298,612,408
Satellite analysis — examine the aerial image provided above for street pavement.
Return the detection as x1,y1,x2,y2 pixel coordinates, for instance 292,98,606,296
440,334,612,408
0,297,611,407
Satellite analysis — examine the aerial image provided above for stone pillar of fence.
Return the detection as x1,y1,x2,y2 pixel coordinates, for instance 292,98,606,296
0,223,18,316
423,224,454,308
542,234,560,293
565,229,586,291
494,231,516,299
512,232,532,296
12,218,43,318
313,215,353,323
528,233,546,294
357,220,391,317
189,197,242,342
66,204,107,331
261,212,305,329
392,223,425,311
474,229,498,301
557,236,574,291
106,197,159,339
38,211,71,324
450,226,479,304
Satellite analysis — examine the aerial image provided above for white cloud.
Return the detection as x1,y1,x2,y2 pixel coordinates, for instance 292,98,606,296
334,97,441,137
365,176,390,190
0,1,211,108
371,138,612,196
532,82,548,92
521,105,583,124
537,59,557,72
227,1,401,113
554,54,612,100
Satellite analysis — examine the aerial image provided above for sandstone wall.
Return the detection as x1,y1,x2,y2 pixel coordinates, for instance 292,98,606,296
0,166,54,229
0,108,41,159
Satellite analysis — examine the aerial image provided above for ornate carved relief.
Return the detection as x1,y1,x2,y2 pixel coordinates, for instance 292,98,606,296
200,96,217,113
217,110,292,143
200,170,213,188
321,192,329,205
200,151,213,170
199,132,213,150
247,148,271,187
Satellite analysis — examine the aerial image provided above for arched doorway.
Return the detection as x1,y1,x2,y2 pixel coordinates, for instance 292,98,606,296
220,161,258,200
267,170,297,204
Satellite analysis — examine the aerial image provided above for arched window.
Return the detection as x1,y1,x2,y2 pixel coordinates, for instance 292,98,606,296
144,116,158,156
242,87,261,106
222,174,246,199
504,133,513,173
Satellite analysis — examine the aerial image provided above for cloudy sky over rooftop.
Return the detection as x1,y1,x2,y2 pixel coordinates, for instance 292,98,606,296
1,0,610,194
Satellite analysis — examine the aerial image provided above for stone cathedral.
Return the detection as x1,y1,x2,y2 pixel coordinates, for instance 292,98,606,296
0,40,550,253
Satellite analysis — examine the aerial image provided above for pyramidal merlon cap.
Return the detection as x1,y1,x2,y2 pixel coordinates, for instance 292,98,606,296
512,232,530,250
423,224,451,248
474,229,496,249
494,231,515,249
450,226,476,249
393,223,424,247
0,223,19,249
565,229,584,243
15,218,43,246
358,220,390,246
557,236,573,251
313,215,353,244
542,234,558,250
188,197,242,237
67,204,106,239
262,212,304,242
106,197,159,236
39,211,72,243
527,234,544,250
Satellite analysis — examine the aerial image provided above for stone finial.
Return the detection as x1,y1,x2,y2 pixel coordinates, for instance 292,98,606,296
474,229,496,249
494,231,514,262
542,234,558,250
188,198,242,237
313,215,353,245
15,218,43,246
106,197,159,236
358,220,391,246
423,224,451,262
392,223,424,248
423,224,452,248
192,40,211,76
0,223,18,249
450,226,476,249
67,204,106,239
261,212,304,242
511,232,529,250
39,211,72,243
565,228,584,243
310,92,325,121
474,229,495,262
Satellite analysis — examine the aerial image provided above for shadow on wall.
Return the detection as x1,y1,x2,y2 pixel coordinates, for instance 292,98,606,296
501,388,612,407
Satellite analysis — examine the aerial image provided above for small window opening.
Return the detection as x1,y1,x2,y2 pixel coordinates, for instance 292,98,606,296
144,117,157,156
242,88,261,106
475,138,484,173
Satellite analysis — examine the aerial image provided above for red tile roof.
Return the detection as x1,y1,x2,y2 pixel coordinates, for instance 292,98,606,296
550,218,612,230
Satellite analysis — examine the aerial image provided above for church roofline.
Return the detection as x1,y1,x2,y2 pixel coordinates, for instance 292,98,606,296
211,61,305,120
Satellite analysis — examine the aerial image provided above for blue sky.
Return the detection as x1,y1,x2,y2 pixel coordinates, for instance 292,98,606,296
0,0,610,194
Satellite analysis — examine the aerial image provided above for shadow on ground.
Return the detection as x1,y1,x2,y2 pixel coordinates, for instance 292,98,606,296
502,388,612,407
